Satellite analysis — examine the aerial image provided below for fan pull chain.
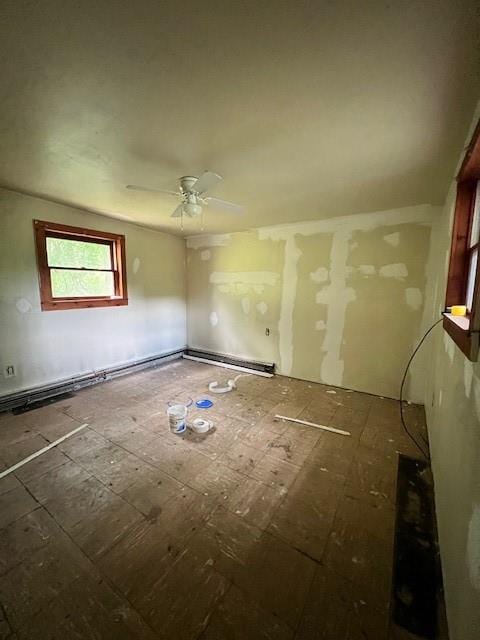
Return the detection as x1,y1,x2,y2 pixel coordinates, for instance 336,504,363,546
180,211,184,232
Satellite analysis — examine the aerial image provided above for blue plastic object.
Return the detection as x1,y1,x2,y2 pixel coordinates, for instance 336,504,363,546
196,399,213,409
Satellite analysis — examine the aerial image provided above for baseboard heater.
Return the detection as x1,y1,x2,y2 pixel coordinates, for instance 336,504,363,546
183,348,275,377
0,348,184,414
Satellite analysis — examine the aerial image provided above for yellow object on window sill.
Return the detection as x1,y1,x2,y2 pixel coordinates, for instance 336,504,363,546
450,305,467,317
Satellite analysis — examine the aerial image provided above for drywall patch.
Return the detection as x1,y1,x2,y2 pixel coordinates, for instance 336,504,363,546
467,504,480,591
379,263,408,279
384,232,400,246
257,301,268,315
15,298,32,314
358,265,376,276
209,311,218,327
241,297,250,315
132,257,141,274
256,204,435,385
405,288,423,311
200,250,211,261
277,236,301,375
210,271,279,287
310,267,329,283
316,228,357,386
315,319,326,330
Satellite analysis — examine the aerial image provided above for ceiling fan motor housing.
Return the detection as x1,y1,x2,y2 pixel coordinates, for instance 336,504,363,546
180,176,199,194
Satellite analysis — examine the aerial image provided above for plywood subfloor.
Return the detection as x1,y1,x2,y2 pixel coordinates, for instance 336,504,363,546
0,359,430,639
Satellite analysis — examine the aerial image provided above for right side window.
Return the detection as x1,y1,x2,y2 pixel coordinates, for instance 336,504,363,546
444,120,480,360
466,182,480,312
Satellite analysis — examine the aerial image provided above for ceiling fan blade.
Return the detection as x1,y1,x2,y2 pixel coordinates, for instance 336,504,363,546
126,184,180,197
193,171,222,195
205,196,244,213
171,204,185,218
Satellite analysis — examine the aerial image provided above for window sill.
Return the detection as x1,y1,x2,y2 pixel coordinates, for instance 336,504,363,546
41,298,128,311
443,313,478,361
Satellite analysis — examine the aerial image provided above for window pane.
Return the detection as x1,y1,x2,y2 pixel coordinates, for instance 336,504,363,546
46,237,112,269
470,181,480,247
50,269,114,298
466,248,478,311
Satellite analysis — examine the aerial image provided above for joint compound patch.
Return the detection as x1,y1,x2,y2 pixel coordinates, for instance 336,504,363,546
467,504,480,591
257,301,268,315
357,265,376,276
315,319,326,330
210,271,279,286
241,297,250,314
384,232,400,246
278,237,301,375
200,250,211,261
405,288,423,311
132,257,141,274
310,267,329,283
15,298,32,313
209,312,218,327
379,263,408,279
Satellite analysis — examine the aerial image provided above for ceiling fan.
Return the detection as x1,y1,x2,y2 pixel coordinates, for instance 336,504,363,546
126,172,244,225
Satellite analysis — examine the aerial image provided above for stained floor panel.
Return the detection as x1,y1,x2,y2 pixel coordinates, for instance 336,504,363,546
0,359,431,639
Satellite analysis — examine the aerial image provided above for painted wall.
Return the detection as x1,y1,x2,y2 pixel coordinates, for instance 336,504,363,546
186,205,437,400
423,111,480,640
0,189,186,396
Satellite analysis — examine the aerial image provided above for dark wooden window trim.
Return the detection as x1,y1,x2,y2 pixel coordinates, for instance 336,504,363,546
444,119,480,360
33,219,128,311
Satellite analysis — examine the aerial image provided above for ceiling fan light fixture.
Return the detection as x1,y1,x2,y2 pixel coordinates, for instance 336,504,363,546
183,202,202,217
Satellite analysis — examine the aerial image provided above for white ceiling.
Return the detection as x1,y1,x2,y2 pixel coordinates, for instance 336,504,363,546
1,1,479,235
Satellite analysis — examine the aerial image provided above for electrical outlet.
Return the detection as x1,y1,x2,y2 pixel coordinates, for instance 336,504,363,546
4,365,15,378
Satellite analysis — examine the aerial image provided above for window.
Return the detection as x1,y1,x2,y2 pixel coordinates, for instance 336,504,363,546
33,220,128,311
444,120,480,360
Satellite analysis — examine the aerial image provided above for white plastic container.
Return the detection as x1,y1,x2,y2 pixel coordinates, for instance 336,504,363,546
167,404,188,434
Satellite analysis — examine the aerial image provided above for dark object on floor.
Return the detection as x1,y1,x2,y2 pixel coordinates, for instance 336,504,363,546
12,391,75,414
392,454,444,639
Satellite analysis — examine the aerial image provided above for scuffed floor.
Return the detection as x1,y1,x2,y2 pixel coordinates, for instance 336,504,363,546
0,359,429,639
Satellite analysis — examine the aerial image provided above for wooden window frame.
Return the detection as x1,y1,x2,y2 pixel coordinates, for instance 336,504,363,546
444,119,480,360
33,219,128,311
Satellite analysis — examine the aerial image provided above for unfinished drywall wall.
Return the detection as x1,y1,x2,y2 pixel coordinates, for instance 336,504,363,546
423,109,480,640
0,189,186,396
187,204,436,400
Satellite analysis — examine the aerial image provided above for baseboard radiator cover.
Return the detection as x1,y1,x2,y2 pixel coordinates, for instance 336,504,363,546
183,348,275,376
0,349,185,413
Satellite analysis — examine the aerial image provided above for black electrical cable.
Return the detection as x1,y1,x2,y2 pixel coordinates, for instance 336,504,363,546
399,316,444,460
